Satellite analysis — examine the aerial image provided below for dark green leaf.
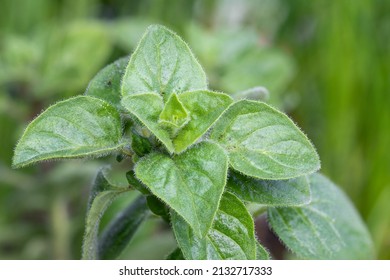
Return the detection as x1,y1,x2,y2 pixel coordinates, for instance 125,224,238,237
126,170,151,195
85,57,128,110
98,195,149,259
227,171,311,206
121,25,207,97
211,100,320,179
166,247,185,260
172,192,257,260
13,96,123,168
256,241,270,260
135,142,228,237
268,173,375,259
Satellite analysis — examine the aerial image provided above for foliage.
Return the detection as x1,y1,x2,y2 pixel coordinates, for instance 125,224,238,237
12,25,374,260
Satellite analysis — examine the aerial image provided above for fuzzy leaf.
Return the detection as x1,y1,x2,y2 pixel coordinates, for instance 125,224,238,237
256,241,270,260
268,173,375,259
98,195,149,259
174,90,233,153
210,100,320,179
121,25,207,97
158,93,189,129
85,56,128,110
121,93,174,153
172,192,257,260
82,170,129,260
13,96,123,168
135,142,228,237
227,171,311,206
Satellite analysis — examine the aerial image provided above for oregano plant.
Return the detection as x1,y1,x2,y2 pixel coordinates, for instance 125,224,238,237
12,25,374,260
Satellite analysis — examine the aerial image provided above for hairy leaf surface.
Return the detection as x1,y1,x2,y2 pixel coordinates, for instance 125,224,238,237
211,100,320,179
121,25,207,97
174,91,233,153
135,142,228,237
13,96,123,168
121,93,174,153
227,171,311,206
268,173,375,259
82,169,129,260
85,56,128,109
172,192,257,260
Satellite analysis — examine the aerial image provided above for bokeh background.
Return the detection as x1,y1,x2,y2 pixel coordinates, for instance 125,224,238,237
0,0,389,259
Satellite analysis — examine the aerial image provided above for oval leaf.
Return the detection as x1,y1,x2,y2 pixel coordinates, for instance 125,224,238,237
85,56,129,110
268,173,375,259
135,142,228,237
121,25,207,97
13,96,123,168
210,100,320,179
227,171,311,206
121,93,174,153
172,192,257,260
174,90,233,153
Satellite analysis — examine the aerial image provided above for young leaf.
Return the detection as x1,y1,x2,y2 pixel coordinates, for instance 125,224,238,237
268,173,375,259
135,142,228,237
121,25,207,97
227,171,311,206
82,169,129,260
98,195,149,260
174,90,233,153
210,100,320,179
158,93,189,129
13,96,123,168
121,93,174,153
171,192,257,260
85,56,128,110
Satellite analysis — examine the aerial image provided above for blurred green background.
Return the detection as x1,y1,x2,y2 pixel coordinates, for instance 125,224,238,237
0,0,389,259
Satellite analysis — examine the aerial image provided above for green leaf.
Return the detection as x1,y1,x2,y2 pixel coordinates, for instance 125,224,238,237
172,192,257,260
256,241,270,260
174,90,233,153
135,142,228,237
126,170,151,195
98,195,149,259
227,171,311,206
268,173,375,259
13,96,123,168
82,169,129,260
210,100,320,179
121,24,207,97
121,93,174,153
158,93,189,129
166,247,185,260
85,56,128,110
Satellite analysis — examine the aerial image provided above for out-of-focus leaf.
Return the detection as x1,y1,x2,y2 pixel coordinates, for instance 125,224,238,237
268,173,375,259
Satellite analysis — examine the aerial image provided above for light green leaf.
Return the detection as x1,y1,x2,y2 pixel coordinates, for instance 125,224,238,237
135,142,228,237
82,169,129,260
121,24,207,97
210,100,320,179
268,173,375,259
158,93,189,129
256,241,270,260
227,171,311,206
85,56,128,110
172,192,257,260
98,195,149,259
174,90,233,153
13,96,123,168
121,93,174,153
